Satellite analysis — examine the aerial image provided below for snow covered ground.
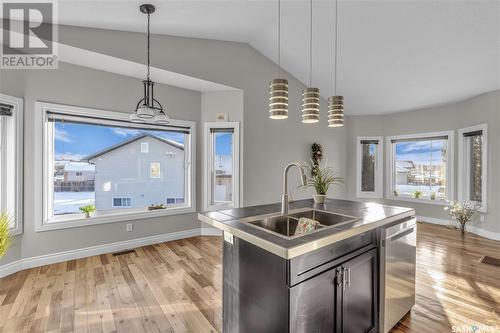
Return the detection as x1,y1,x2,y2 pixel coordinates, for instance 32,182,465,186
54,192,94,215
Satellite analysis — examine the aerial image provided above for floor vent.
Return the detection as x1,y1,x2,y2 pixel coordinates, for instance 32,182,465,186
112,249,136,256
480,256,500,267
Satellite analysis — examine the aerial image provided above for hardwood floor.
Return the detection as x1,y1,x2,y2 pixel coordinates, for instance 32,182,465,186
0,223,499,333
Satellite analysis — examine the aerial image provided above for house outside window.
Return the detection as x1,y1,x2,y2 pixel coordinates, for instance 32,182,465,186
386,131,454,204
38,102,195,231
0,94,23,234
356,137,383,198
458,124,487,212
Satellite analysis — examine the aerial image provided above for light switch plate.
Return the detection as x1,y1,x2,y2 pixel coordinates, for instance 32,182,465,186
223,231,234,244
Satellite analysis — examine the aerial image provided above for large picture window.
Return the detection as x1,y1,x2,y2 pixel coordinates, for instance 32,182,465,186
39,102,195,229
458,124,487,212
0,94,23,234
387,131,454,203
204,122,240,210
356,137,383,198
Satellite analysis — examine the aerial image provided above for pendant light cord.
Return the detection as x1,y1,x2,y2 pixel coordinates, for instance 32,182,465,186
147,12,151,81
334,0,338,95
309,0,313,87
277,0,281,78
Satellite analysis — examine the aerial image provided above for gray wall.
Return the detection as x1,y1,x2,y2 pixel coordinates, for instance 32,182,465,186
56,25,348,205
346,90,500,235
0,62,202,265
0,25,348,266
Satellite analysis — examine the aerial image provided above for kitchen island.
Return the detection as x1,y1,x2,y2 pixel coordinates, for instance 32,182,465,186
198,198,416,333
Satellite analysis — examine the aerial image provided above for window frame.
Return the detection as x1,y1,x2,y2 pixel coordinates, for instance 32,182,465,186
203,122,240,211
37,101,196,232
458,124,487,213
112,197,132,208
0,94,23,235
356,136,384,199
386,130,454,205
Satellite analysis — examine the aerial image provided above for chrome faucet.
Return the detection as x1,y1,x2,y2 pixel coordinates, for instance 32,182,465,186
281,162,308,215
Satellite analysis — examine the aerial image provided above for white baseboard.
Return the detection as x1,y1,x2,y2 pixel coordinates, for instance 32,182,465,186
0,227,221,279
417,215,500,241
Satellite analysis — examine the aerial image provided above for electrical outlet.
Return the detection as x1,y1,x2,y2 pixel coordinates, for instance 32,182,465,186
126,223,133,232
223,231,234,244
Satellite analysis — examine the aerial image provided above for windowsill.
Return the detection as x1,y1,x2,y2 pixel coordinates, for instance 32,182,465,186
386,195,449,206
37,206,196,232
357,192,383,200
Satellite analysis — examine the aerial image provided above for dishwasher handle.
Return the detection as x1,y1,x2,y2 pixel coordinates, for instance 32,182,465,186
389,226,415,241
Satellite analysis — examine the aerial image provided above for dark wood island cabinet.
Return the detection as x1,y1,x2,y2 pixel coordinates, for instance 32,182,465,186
224,230,378,333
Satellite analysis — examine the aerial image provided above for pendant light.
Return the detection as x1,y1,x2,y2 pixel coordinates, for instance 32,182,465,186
269,0,288,120
130,4,169,125
302,0,320,124
328,0,344,127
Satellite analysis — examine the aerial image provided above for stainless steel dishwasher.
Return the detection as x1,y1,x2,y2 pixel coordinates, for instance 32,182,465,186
379,217,417,333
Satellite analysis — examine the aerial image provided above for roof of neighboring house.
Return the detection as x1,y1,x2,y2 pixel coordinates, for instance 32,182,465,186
396,160,415,172
84,134,184,161
64,162,95,172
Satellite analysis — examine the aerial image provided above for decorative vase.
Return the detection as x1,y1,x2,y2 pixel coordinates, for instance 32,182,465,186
313,194,327,204
85,212,92,218
458,219,468,235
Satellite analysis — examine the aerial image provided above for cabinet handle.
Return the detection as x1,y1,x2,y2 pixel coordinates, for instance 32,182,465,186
343,267,351,288
336,269,343,287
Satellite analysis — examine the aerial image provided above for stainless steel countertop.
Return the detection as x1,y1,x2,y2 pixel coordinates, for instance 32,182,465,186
198,198,415,259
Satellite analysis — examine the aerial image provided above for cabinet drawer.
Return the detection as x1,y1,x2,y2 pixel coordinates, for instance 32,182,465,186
289,231,375,286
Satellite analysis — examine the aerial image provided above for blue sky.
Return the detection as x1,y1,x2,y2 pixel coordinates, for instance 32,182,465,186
55,122,186,161
395,140,446,164
215,133,232,155
55,122,232,161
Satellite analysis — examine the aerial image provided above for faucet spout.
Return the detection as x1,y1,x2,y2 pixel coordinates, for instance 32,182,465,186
281,162,308,215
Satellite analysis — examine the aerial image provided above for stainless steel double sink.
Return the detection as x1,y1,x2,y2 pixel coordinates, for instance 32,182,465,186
243,209,358,239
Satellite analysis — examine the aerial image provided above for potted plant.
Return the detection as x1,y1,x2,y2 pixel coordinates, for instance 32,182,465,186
303,161,343,204
393,190,399,197
0,213,12,258
413,190,422,199
430,192,436,200
444,201,480,235
79,204,96,218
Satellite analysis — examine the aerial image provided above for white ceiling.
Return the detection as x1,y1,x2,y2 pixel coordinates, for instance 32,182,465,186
58,0,499,115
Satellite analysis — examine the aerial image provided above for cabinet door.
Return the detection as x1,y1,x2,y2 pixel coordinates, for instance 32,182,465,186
290,267,339,333
340,248,377,333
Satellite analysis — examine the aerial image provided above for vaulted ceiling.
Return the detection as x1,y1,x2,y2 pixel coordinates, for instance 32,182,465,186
58,0,499,115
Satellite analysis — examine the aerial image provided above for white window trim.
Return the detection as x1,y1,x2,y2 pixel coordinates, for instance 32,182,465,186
458,124,487,213
203,122,240,211
386,130,454,205
36,101,196,232
0,94,23,235
356,136,384,199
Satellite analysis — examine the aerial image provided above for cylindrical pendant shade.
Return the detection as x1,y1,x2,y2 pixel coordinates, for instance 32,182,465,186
302,87,320,123
328,95,344,127
269,78,289,119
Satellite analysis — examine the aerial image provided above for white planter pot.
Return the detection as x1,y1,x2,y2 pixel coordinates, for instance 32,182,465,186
313,194,327,204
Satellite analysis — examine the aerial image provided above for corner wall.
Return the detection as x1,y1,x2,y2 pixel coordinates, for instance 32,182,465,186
346,90,500,238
